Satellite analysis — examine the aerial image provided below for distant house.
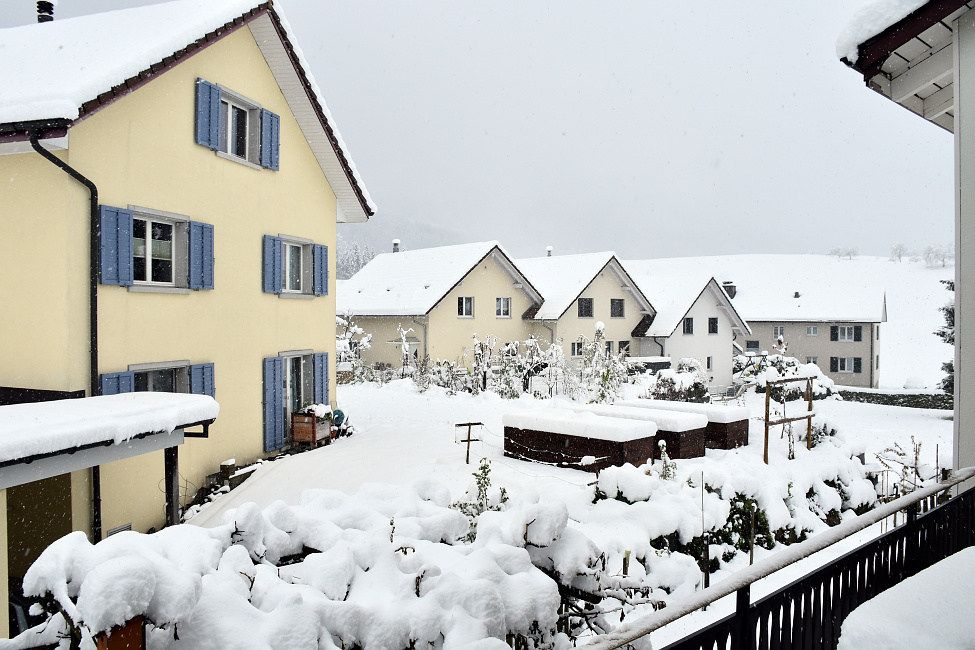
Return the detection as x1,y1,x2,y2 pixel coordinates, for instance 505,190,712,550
625,255,886,388
0,0,373,627
620,269,751,389
516,252,656,362
337,242,543,367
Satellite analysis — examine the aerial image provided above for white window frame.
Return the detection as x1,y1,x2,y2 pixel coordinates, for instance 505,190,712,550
130,206,191,291
706,356,713,370
496,297,511,318
618,340,630,355
571,342,583,357
745,340,760,352
838,326,855,341
280,349,314,423
279,234,313,297
217,86,262,168
683,317,694,335
806,356,819,365
605,341,613,357
610,298,625,318
773,325,786,339
708,317,719,334
806,326,819,336
458,296,474,317
838,357,855,373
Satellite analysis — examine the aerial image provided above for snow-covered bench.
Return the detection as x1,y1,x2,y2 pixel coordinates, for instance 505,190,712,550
616,399,750,450
502,409,658,472
564,403,708,459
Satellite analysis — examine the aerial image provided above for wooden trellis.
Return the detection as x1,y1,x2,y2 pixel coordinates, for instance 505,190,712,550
763,377,814,464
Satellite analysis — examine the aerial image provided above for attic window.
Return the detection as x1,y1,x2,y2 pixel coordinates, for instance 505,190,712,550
195,79,280,171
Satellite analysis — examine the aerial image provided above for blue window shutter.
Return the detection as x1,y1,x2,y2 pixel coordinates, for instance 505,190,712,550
191,363,215,398
188,222,215,290
263,235,283,294
195,79,221,149
260,109,280,170
313,244,329,296
314,353,329,404
854,325,863,342
101,371,135,396
99,205,134,286
263,357,285,451
830,357,838,373
830,326,838,341
853,357,862,374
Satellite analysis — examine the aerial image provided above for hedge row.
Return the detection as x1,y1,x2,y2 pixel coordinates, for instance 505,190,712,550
837,390,953,410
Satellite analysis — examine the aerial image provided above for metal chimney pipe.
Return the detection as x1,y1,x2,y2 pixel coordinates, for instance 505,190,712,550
392,239,400,253
37,1,54,22
546,246,553,257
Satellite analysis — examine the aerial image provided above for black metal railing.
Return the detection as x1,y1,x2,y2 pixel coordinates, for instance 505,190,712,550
657,484,975,650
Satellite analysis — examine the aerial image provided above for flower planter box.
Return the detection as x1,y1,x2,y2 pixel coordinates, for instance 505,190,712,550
291,413,321,448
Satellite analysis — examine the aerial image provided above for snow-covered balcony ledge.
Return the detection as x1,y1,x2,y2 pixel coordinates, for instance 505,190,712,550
0,392,219,491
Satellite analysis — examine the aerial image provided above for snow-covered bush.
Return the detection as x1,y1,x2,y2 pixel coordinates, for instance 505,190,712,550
575,323,628,404
737,354,833,401
646,358,710,403
336,312,372,383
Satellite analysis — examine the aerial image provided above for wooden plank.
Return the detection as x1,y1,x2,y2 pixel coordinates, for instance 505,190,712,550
891,42,954,102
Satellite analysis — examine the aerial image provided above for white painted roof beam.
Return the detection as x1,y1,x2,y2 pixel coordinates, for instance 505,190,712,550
891,42,954,102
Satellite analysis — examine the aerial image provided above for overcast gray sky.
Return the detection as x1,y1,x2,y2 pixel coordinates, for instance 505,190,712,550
1,0,956,259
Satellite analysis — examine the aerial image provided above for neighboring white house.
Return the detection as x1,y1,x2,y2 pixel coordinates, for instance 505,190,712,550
621,269,751,389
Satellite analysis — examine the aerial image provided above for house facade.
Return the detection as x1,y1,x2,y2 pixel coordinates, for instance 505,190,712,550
0,0,372,622
338,242,543,367
621,269,751,389
741,320,882,388
516,253,656,362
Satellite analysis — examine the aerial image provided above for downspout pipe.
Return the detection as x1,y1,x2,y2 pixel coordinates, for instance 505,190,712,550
28,130,103,542
410,317,428,359
540,321,556,344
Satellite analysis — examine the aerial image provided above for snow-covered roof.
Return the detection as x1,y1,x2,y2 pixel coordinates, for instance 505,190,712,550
516,253,653,321
623,269,748,337
623,255,887,324
836,0,928,63
338,241,542,317
836,0,969,133
0,0,374,220
0,392,219,465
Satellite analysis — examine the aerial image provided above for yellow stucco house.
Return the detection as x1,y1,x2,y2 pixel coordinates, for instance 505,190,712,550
516,252,657,361
0,0,373,632
337,242,544,367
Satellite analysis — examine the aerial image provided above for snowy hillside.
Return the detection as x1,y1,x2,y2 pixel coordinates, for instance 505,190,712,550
624,255,954,390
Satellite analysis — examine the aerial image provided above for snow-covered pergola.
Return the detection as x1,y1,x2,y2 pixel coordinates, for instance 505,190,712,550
839,0,975,477
0,393,219,525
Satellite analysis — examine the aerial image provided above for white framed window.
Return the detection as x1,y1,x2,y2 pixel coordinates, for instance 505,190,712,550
133,217,175,285
773,326,785,339
278,235,314,296
281,350,314,419
578,298,594,318
807,326,818,336
605,341,613,357
745,340,760,352
618,340,630,355
683,317,694,335
708,317,718,334
838,326,855,341
838,357,854,372
610,298,625,318
496,297,511,318
806,356,819,365
218,89,261,165
458,296,474,317
571,342,583,357
707,356,713,370
284,242,303,293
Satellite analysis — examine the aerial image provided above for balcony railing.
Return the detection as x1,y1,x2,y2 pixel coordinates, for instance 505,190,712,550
584,468,975,650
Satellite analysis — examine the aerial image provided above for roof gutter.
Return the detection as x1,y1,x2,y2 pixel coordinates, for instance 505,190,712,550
28,130,103,541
